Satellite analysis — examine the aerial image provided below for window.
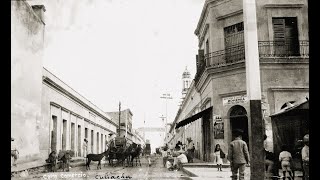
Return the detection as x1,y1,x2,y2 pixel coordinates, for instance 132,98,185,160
224,22,245,63
272,17,299,56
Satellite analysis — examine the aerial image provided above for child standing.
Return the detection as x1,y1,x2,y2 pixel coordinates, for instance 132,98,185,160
279,145,293,180
214,144,225,171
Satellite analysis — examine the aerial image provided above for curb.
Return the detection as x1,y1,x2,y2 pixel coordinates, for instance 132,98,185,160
181,167,197,177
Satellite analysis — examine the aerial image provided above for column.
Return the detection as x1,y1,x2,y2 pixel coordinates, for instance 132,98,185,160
243,0,265,179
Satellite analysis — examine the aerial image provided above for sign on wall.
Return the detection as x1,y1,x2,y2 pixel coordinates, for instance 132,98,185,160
213,115,224,139
222,95,248,106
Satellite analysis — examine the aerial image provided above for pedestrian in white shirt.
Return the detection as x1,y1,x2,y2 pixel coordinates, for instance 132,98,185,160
161,146,168,167
83,138,88,162
173,150,188,170
279,144,293,179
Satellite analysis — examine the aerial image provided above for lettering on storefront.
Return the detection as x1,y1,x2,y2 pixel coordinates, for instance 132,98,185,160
222,95,248,106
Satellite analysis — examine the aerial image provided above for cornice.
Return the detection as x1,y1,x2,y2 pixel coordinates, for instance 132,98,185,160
264,4,304,8
269,87,309,92
219,90,246,97
216,9,243,21
50,102,116,133
195,0,232,35
43,76,117,127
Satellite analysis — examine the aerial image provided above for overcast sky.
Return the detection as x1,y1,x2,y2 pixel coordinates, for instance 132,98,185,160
30,0,205,129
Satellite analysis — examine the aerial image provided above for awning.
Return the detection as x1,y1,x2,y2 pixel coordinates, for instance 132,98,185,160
175,106,212,129
269,99,309,117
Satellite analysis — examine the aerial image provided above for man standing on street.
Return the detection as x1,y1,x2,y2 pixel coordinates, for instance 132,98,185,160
186,137,195,163
83,138,88,161
227,129,250,180
302,134,309,180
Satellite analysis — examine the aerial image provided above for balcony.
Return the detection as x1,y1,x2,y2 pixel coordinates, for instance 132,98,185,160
194,40,309,84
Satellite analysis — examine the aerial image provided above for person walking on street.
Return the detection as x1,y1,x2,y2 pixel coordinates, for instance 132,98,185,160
214,144,225,171
301,134,309,180
186,137,195,163
279,144,293,180
227,129,250,180
264,134,275,176
11,137,19,167
161,145,168,167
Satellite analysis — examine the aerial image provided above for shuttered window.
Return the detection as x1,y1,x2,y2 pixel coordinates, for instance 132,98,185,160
224,22,245,63
272,17,299,56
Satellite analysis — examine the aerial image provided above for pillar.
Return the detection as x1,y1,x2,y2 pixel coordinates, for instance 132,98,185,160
243,0,265,179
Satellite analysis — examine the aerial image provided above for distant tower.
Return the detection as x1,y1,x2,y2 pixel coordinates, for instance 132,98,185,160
182,66,191,100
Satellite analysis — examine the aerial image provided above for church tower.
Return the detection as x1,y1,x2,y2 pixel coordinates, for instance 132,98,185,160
182,66,191,100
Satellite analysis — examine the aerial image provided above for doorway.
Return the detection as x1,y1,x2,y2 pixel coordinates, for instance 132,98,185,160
229,105,249,151
62,120,67,150
51,116,58,152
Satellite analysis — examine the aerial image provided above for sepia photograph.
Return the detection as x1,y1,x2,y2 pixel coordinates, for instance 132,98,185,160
11,0,309,179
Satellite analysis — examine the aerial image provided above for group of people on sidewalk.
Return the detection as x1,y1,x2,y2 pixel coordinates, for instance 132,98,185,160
159,129,309,180
160,137,195,171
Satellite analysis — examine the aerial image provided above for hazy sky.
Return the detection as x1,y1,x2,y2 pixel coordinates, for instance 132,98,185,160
30,0,205,129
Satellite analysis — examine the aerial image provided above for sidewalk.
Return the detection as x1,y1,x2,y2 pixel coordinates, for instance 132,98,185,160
181,158,304,180
11,157,85,173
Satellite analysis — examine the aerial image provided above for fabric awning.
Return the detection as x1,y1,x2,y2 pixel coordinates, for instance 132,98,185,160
175,106,212,129
269,99,309,117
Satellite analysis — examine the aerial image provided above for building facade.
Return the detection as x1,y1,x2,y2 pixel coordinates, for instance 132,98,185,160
169,0,308,162
136,127,165,153
11,0,46,163
41,68,118,159
107,109,134,144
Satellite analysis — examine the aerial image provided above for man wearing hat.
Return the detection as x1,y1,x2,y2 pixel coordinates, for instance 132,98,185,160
173,149,188,170
301,134,309,180
227,129,250,180
107,133,116,149
11,137,19,167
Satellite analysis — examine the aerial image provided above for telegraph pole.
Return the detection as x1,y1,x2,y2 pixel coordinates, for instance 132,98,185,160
243,0,265,179
160,93,172,143
118,101,121,137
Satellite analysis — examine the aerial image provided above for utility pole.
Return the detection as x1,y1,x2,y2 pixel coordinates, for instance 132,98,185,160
160,93,172,143
159,115,166,143
119,101,121,137
243,0,265,179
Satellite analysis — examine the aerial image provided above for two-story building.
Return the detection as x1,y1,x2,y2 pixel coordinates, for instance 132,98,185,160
107,109,134,144
170,0,309,162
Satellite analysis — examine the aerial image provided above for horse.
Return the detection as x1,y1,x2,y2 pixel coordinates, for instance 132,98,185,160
86,150,109,170
129,144,142,167
45,151,57,172
108,145,132,167
58,151,71,172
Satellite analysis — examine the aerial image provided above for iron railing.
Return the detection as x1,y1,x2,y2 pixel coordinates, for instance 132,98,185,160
258,40,309,58
194,40,309,84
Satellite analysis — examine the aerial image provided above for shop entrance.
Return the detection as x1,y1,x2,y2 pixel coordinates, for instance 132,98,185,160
229,105,249,151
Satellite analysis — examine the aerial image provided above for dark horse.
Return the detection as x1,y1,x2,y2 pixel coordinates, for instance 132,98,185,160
86,150,109,170
45,151,57,172
108,145,132,167
129,144,142,167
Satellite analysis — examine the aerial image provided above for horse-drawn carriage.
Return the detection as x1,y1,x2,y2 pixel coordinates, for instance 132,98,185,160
106,137,142,167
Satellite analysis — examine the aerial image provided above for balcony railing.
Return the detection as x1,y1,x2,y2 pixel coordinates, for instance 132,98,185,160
258,40,309,58
194,40,309,84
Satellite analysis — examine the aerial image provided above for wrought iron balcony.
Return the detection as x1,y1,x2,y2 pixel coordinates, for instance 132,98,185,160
258,40,309,58
194,40,309,84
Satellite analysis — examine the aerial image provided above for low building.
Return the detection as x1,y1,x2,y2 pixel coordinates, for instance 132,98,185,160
41,68,118,159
